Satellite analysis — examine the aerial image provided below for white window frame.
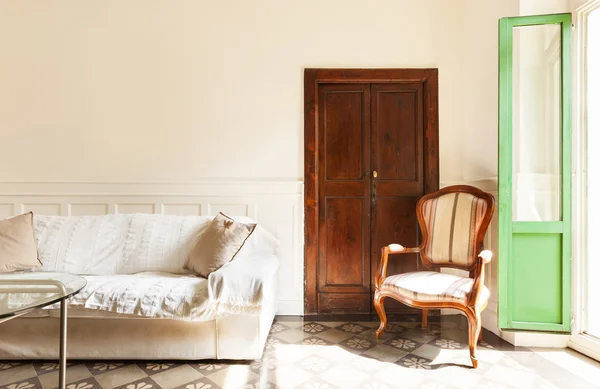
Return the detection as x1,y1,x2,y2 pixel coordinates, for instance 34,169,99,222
570,0,600,362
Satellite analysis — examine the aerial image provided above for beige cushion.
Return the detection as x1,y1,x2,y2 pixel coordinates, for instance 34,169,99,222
0,212,41,273
382,271,489,305
184,213,256,277
421,192,488,266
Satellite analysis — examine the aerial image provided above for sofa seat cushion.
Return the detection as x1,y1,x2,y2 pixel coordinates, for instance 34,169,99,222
381,271,489,305
56,272,214,320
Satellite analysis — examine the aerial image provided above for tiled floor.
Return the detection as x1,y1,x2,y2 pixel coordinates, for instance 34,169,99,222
1,317,600,389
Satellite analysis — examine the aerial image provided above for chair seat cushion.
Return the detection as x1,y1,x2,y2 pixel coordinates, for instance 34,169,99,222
382,271,489,305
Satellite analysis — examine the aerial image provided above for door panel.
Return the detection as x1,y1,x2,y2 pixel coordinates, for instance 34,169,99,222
512,233,562,323
317,84,371,312
322,197,367,291
498,14,571,331
324,91,365,181
373,86,422,182
318,293,371,313
305,70,439,315
371,83,425,313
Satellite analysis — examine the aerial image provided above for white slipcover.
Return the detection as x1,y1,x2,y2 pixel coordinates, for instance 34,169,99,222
0,213,279,360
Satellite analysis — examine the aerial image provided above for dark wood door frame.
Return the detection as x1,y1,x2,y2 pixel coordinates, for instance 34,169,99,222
304,68,439,314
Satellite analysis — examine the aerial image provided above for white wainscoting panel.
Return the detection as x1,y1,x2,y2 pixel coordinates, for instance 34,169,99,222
23,203,63,216
0,181,304,315
0,204,14,219
69,203,109,216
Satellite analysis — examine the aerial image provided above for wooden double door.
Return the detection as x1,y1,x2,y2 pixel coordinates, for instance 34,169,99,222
304,69,439,314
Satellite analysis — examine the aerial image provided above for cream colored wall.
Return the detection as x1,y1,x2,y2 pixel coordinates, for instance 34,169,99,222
520,0,570,14
0,0,470,183
0,0,569,326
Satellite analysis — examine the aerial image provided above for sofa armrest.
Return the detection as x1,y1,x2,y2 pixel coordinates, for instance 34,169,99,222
207,252,279,315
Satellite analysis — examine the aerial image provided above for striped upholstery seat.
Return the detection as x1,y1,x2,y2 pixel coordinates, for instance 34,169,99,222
382,271,490,304
421,192,489,267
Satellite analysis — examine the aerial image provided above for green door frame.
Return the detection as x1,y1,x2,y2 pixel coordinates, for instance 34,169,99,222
498,13,572,332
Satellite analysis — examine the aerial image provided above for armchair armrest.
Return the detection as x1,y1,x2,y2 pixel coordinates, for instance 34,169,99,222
478,250,493,264
468,250,493,306
208,252,279,315
375,244,421,289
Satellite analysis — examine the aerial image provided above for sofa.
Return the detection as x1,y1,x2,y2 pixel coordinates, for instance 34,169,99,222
0,213,279,360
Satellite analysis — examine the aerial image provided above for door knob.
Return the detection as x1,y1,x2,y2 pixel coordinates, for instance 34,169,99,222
373,171,378,178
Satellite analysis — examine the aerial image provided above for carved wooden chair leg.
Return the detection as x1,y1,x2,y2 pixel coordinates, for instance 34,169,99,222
467,310,482,368
374,292,387,339
421,309,428,329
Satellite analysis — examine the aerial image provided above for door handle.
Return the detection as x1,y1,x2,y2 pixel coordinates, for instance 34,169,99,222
373,170,378,178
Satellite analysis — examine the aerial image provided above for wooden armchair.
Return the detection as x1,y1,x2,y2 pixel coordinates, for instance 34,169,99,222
374,185,495,368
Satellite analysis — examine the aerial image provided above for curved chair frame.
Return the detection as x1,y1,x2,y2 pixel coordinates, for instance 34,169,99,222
373,185,495,368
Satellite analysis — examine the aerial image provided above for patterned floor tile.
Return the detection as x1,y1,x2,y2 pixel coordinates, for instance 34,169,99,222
244,379,280,389
113,378,157,389
150,365,203,389
190,363,226,376
396,354,437,370
171,377,219,389
269,323,291,335
318,365,369,388
301,323,330,335
95,365,147,389
377,363,427,387
400,329,439,344
357,328,398,342
65,377,102,389
334,323,370,334
38,364,92,389
483,364,539,389
206,364,256,388
32,363,73,377
137,363,177,376
315,345,359,364
361,344,407,363
299,337,333,348
293,378,341,389
0,365,37,387
1,319,599,389
384,336,421,352
250,358,278,375
416,380,460,389
273,329,311,344
313,329,352,344
338,337,376,353
430,338,467,350
264,337,289,352
1,377,43,389
349,356,386,374
430,365,485,388
258,364,313,389
85,362,126,376
294,355,331,374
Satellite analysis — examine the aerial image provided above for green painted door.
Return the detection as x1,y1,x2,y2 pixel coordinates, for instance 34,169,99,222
498,14,572,332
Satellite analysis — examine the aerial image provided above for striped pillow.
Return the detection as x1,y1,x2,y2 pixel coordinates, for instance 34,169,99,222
421,192,488,266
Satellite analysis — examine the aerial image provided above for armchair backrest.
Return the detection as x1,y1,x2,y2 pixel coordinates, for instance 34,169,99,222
417,185,495,270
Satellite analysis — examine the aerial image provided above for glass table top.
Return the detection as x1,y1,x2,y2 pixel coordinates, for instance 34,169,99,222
0,272,86,319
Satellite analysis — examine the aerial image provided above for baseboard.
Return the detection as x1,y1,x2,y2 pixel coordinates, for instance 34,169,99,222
277,300,304,315
500,330,570,347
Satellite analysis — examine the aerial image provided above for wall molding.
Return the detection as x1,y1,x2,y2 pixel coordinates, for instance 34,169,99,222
0,180,305,316
0,180,303,196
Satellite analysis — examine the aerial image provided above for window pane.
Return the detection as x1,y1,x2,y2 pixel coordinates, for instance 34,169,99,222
587,8,600,339
512,24,562,221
